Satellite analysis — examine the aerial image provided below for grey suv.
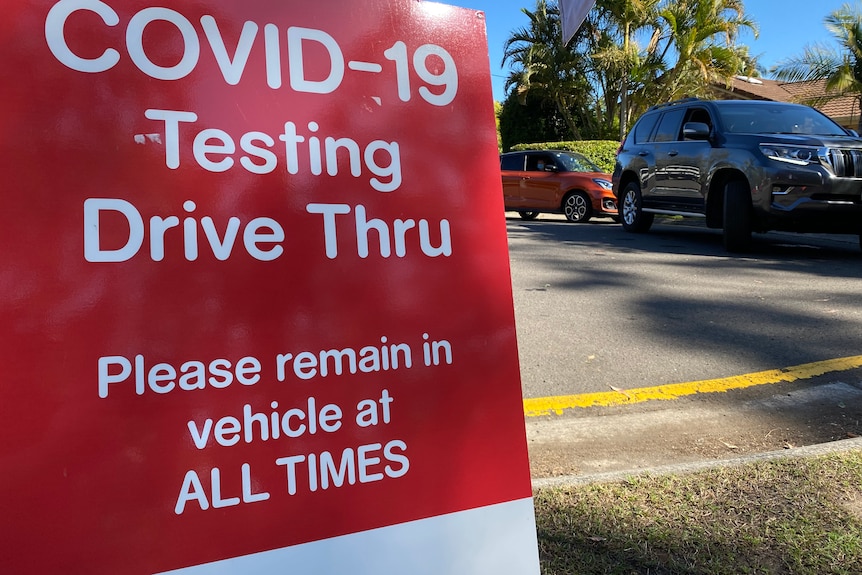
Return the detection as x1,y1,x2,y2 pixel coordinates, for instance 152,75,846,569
612,98,862,251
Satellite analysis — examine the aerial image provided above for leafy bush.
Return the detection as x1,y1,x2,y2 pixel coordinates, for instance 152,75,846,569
498,92,573,153
510,140,620,173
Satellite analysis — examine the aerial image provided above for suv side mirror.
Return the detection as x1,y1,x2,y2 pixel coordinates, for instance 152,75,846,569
683,122,711,141
544,164,558,172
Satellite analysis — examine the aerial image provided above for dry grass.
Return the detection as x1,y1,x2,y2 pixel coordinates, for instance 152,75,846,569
534,451,862,574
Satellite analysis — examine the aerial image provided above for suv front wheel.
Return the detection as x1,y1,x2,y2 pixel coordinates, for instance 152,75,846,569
620,181,654,233
723,180,753,252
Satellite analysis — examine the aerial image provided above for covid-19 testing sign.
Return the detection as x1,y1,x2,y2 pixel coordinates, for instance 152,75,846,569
0,1,539,573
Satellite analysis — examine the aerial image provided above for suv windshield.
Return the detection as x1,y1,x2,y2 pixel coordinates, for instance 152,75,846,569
715,102,847,136
555,152,601,173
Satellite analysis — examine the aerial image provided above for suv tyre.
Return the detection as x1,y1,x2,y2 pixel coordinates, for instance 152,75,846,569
722,180,752,252
620,181,654,232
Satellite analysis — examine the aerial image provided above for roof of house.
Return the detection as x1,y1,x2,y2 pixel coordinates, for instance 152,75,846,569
713,76,860,123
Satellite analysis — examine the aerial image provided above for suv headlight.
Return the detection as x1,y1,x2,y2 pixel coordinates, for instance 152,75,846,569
759,144,821,166
592,178,613,190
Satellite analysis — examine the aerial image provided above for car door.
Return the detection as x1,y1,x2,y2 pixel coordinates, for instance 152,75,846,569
652,107,710,211
650,108,687,208
665,107,712,210
501,153,527,209
622,111,660,198
519,152,561,210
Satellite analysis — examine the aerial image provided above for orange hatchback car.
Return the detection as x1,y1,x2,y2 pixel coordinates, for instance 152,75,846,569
501,150,618,222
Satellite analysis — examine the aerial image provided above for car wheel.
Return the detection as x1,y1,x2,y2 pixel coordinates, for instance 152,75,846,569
518,211,540,220
723,179,752,252
620,181,653,232
563,192,592,223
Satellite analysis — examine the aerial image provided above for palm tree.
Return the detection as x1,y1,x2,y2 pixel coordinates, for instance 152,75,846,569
591,0,662,138
501,0,759,145
772,3,862,132
585,0,756,138
503,0,591,140
652,0,757,102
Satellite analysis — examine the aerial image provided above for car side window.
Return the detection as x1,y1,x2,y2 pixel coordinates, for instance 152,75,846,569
653,108,686,142
501,154,525,171
633,113,659,144
684,107,712,129
526,154,555,172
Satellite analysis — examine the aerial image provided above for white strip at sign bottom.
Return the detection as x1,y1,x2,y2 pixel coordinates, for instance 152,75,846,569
155,498,540,575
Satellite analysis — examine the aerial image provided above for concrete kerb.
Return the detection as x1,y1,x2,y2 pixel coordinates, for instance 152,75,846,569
531,436,862,489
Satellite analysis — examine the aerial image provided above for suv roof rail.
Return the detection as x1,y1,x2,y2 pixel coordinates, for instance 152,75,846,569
647,97,702,112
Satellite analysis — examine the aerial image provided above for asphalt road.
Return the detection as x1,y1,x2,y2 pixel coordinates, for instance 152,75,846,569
507,213,862,399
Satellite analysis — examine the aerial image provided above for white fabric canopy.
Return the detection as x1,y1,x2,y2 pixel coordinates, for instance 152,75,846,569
559,0,596,44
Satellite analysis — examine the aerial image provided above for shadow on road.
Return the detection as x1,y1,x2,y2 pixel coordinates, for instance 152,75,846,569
505,215,862,479
509,215,862,371
507,213,862,268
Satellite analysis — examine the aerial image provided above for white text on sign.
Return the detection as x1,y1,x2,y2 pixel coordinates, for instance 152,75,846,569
46,1,458,105
84,199,452,262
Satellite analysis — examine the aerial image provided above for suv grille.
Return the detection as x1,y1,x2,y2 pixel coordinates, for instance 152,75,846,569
824,148,862,177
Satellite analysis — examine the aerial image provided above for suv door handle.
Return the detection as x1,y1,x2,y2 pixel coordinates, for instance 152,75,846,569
638,151,649,157
667,150,678,157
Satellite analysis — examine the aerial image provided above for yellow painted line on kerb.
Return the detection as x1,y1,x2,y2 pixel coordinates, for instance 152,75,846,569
523,355,862,417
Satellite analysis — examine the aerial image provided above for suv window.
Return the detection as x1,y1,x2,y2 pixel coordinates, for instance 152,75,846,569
500,154,525,171
714,102,846,135
684,107,713,129
633,113,659,144
654,108,686,142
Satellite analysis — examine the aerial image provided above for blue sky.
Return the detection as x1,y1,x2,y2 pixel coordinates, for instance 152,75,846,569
442,0,850,102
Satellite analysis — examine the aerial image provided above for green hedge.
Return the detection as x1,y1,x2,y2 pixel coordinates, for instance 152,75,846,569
510,140,620,174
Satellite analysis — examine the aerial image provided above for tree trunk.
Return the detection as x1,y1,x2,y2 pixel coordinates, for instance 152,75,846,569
620,75,628,140
557,97,582,140
620,22,631,140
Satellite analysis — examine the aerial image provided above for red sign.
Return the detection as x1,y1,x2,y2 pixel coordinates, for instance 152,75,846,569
0,1,538,573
